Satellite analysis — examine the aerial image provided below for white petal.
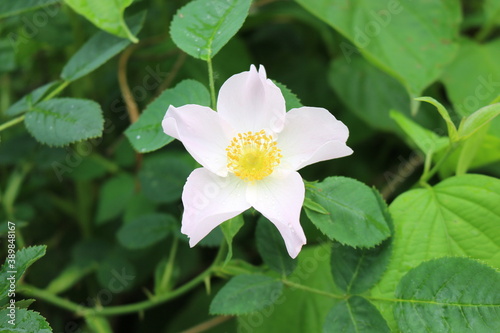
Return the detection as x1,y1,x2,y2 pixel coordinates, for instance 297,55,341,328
162,104,234,176
247,171,306,258
217,65,286,134
278,107,353,171
181,168,251,246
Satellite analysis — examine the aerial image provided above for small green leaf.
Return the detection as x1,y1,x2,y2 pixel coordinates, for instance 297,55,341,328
138,152,195,203
125,80,210,153
256,216,297,276
390,110,449,156
5,81,59,116
305,177,391,248
61,11,145,82
96,251,136,292
24,98,104,147
0,308,52,332
274,81,303,110
170,0,252,60
416,97,459,142
0,245,46,300
458,103,500,139
395,257,500,332
221,215,244,264
210,274,283,315
64,0,138,42
456,123,490,175
303,197,329,215
0,0,59,19
95,173,135,225
117,213,174,249
323,296,390,333
331,239,391,294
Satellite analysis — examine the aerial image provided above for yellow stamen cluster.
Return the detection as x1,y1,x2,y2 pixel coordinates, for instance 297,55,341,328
226,130,282,182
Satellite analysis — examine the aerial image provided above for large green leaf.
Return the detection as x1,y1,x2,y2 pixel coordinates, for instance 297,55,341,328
297,0,461,97
0,308,52,332
210,275,283,315
117,213,174,250
323,296,390,333
125,80,210,153
329,55,411,132
305,177,391,248
256,216,297,276
238,246,341,333
61,11,145,82
0,245,46,300
170,0,252,60
24,98,104,146
441,39,500,135
372,174,500,329
0,0,59,18
138,152,195,203
64,0,138,42
394,257,500,332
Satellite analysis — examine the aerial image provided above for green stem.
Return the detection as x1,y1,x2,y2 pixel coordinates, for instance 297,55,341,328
2,163,32,220
475,20,495,43
43,80,70,101
158,238,179,294
419,144,457,185
0,115,25,133
207,57,216,110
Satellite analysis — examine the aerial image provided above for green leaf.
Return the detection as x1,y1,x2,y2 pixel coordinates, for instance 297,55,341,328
5,81,59,116
96,251,136,292
458,103,500,139
329,55,412,133
331,239,391,294
170,0,252,60
61,11,145,82
64,0,138,42
0,0,59,19
390,110,449,155
372,174,500,330
305,177,391,248
117,213,174,250
125,79,210,153
0,308,52,332
210,274,283,315
45,262,95,294
416,97,459,142
138,152,195,203
442,39,500,117
238,245,341,333
221,215,244,264
303,197,329,215
0,245,46,300
274,81,303,110
484,0,500,26
394,257,500,332
24,98,104,147
296,0,461,97
456,123,490,175
95,173,135,225
0,39,16,73
323,296,390,333
256,216,297,276
15,299,36,309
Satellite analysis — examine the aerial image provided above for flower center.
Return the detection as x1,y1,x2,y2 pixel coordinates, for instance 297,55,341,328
226,130,282,182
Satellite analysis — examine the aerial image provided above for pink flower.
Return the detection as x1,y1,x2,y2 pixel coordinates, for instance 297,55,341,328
162,65,352,258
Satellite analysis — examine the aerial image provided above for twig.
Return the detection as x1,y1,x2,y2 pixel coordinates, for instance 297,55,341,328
180,316,233,333
118,45,140,124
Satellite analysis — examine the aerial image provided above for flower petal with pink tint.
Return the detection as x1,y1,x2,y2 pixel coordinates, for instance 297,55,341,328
162,104,234,177
217,65,286,134
278,106,353,171
181,168,251,247
246,171,306,258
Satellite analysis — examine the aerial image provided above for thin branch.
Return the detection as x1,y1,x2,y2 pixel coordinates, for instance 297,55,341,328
118,45,140,124
180,316,233,333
